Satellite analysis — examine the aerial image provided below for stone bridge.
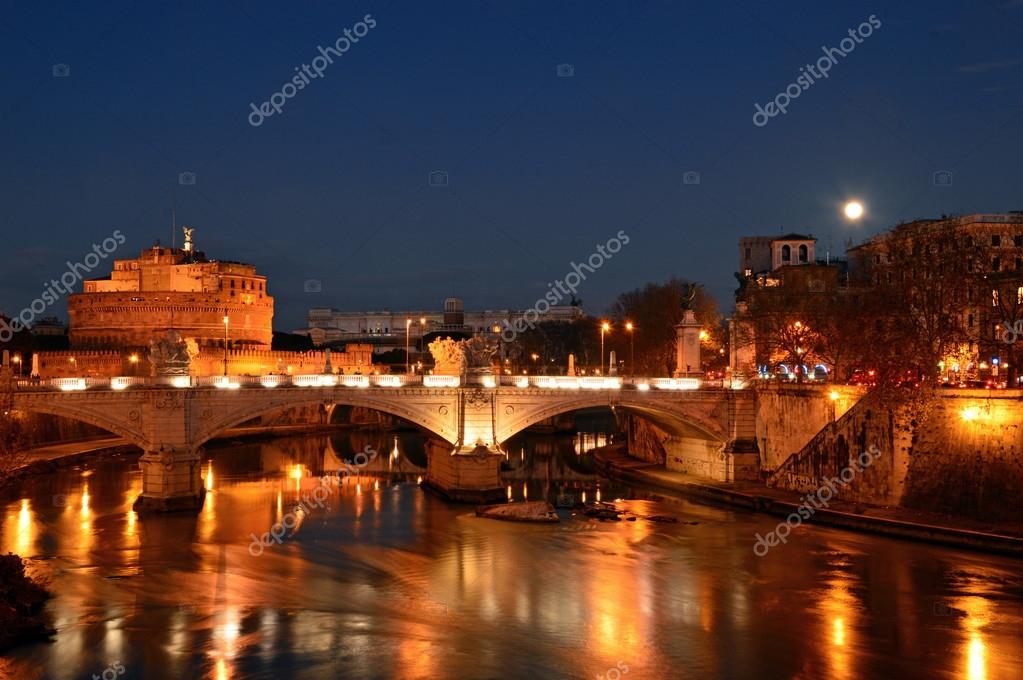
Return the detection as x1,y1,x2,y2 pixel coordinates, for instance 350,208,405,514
3,375,756,509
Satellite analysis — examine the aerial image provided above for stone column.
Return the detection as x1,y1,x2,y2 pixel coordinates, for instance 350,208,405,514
133,447,206,512
674,310,703,377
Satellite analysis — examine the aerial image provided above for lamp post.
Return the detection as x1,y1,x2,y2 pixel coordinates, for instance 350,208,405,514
419,316,427,366
405,318,412,374
222,312,230,376
128,353,138,377
625,322,634,377
12,354,21,377
600,321,610,375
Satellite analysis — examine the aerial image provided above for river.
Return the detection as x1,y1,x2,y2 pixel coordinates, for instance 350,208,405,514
1,427,1022,679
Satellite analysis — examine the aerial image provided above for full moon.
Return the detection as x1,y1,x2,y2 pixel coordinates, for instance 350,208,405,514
844,201,864,220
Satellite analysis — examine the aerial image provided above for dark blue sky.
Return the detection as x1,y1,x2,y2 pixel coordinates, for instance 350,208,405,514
2,0,1022,331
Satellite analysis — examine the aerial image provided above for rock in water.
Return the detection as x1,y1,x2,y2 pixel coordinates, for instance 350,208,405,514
476,501,560,523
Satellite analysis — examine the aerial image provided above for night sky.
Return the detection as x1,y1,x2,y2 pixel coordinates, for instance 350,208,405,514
2,1,1021,331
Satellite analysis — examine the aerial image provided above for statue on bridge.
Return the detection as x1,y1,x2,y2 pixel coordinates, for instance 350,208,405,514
428,336,497,377
148,330,197,376
680,282,698,311
462,336,497,376
428,337,465,376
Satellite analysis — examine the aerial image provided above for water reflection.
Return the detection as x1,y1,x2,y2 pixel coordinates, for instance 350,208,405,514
0,429,1022,679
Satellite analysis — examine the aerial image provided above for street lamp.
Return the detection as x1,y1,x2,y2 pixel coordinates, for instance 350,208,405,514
12,354,21,377
128,353,138,376
222,313,230,376
625,322,634,377
600,321,610,375
405,318,412,374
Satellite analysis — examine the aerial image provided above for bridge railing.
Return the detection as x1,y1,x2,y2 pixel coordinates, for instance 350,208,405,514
11,373,713,392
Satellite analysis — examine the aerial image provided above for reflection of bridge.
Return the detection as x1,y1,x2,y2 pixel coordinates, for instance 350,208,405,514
4,374,756,509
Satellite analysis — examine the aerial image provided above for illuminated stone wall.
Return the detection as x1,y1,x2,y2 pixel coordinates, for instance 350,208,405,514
768,388,1023,521
900,392,1023,521
754,384,863,470
33,345,376,378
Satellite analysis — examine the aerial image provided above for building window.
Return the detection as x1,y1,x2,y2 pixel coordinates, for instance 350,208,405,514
1015,235,1023,247
991,234,1001,246
992,257,1001,272
744,247,751,260
992,290,999,307
798,244,808,263
968,313,974,328
781,245,791,262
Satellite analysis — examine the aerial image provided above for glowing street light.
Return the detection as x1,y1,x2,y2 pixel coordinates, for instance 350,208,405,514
600,321,611,375
11,354,22,377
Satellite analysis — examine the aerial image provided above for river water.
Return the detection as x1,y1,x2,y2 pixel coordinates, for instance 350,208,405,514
1,428,1022,680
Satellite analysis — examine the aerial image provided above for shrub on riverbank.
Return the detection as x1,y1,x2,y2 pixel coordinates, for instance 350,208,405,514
0,553,54,652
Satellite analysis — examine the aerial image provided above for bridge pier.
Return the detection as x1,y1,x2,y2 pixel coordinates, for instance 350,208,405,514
423,441,505,503
132,447,206,513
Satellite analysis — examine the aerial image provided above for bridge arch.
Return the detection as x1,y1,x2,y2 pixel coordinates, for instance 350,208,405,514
9,398,151,450
494,394,728,447
191,390,460,450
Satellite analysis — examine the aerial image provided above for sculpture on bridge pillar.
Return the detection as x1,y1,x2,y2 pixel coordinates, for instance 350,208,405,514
148,330,197,376
462,336,497,377
674,286,703,378
428,338,465,376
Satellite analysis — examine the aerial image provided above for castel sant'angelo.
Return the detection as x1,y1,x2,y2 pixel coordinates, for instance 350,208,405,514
69,228,274,350
34,228,370,378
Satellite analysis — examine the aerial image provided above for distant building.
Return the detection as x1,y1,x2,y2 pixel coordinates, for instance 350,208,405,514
298,296,585,351
36,229,372,378
30,316,66,337
69,230,274,350
847,212,1023,382
739,233,817,277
